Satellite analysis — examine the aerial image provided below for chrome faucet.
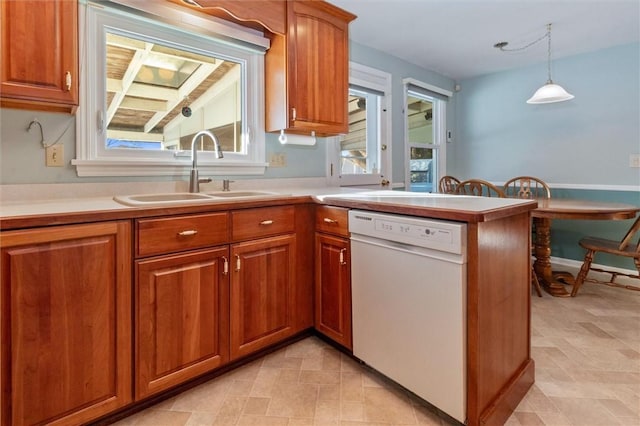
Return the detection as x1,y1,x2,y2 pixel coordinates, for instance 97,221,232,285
189,130,224,193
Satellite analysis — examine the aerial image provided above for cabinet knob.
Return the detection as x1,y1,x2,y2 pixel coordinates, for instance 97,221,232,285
177,229,198,236
65,71,72,91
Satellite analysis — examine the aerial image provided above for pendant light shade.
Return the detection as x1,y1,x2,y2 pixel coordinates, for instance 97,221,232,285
526,23,574,104
527,82,574,104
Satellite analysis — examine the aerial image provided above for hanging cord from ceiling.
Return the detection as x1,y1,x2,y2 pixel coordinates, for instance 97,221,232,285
27,118,74,149
493,25,550,53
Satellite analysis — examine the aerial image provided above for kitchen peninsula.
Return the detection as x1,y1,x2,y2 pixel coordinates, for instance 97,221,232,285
0,188,536,426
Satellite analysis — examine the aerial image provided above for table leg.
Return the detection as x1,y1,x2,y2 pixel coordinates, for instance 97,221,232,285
533,217,572,297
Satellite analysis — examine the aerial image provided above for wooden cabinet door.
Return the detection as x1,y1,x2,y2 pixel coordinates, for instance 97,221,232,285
0,0,78,112
287,1,352,135
230,234,296,359
315,233,352,349
265,1,355,136
0,221,131,426
135,247,230,400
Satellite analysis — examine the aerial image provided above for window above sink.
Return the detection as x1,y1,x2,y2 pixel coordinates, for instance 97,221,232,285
73,1,268,177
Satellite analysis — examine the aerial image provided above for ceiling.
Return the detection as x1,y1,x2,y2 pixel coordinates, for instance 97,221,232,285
330,0,640,80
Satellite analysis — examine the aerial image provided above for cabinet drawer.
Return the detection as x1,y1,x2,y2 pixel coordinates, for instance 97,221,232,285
231,206,295,241
315,206,349,237
137,212,229,257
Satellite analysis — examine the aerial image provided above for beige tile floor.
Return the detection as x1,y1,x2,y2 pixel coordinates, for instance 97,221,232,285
113,269,639,426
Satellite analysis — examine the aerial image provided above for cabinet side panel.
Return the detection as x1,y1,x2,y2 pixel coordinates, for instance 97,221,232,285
294,204,314,331
466,213,534,425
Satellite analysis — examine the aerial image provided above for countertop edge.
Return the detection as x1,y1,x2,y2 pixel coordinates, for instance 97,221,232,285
0,192,538,231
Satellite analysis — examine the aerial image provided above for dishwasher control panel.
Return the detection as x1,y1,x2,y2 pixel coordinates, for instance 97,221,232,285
349,210,466,254
375,218,453,244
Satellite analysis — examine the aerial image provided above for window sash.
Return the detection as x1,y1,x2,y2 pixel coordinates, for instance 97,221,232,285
73,2,267,177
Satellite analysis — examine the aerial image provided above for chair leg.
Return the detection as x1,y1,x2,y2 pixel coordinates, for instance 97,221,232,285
531,267,543,297
572,250,595,297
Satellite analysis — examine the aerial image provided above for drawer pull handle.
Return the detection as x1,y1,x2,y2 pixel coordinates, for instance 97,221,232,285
323,218,338,224
260,220,274,226
235,255,241,271
222,256,229,275
177,230,198,236
339,248,347,265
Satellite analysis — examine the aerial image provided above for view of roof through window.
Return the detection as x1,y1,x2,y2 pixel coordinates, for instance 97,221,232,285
105,32,242,153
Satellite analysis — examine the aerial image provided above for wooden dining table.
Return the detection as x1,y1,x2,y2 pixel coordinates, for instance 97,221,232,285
531,198,640,297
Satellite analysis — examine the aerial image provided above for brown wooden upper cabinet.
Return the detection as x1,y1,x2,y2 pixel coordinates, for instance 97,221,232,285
0,0,79,113
266,1,356,136
167,0,287,35
173,0,356,136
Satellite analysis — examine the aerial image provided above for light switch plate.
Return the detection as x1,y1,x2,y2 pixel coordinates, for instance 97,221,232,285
46,145,64,167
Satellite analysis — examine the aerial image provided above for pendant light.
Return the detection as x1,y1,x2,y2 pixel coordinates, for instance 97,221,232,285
526,23,574,104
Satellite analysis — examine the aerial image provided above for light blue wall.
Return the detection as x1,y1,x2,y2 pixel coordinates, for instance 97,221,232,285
349,41,456,183
0,40,455,185
454,43,640,269
0,109,327,184
453,43,640,185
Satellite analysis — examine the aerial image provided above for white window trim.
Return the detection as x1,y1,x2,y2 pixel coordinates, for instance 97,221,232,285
327,62,392,187
73,2,267,177
402,78,449,191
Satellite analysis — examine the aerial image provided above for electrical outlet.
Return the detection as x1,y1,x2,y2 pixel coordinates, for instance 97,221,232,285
269,152,287,167
46,145,64,167
629,154,640,168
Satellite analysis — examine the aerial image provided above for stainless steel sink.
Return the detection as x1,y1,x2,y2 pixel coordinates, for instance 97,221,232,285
113,190,284,207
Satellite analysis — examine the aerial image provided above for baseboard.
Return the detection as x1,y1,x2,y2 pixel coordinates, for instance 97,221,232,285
550,256,637,277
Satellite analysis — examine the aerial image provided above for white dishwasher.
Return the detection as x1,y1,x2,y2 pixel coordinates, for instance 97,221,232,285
349,210,467,423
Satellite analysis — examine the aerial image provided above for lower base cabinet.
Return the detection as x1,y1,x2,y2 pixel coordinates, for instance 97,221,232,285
314,233,352,349
135,247,230,400
230,234,297,359
0,221,132,426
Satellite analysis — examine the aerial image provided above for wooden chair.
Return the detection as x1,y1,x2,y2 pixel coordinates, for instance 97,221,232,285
454,179,506,198
438,175,460,194
571,215,640,296
503,176,551,199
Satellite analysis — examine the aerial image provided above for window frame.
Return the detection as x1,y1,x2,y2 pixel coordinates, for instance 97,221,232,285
327,62,392,187
73,1,267,177
402,78,451,192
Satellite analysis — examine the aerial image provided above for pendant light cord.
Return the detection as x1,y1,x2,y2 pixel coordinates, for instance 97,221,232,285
546,23,553,83
494,23,554,83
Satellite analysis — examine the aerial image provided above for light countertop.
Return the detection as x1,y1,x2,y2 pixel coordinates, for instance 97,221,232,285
0,186,537,230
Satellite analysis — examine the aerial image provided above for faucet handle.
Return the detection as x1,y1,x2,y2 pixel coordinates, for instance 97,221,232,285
222,179,234,191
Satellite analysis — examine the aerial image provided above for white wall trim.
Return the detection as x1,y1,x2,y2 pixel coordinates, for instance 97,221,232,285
327,62,393,187
551,256,638,279
402,77,453,98
491,182,640,192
